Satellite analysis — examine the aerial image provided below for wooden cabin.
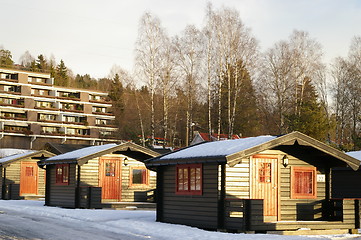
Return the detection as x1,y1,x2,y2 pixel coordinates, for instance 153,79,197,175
0,150,54,200
145,131,361,234
38,142,160,209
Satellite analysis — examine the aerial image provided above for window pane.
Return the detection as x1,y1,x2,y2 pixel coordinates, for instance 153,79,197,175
105,163,115,177
195,167,201,190
183,168,188,191
190,168,196,190
178,168,183,190
25,166,33,177
63,165,69,183
132,169,145,184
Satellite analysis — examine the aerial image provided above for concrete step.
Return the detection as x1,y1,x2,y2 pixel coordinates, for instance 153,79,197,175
102,202,156,210
267,229,350,235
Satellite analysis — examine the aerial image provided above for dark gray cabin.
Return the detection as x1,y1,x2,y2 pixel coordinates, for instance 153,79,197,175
146,131,361,234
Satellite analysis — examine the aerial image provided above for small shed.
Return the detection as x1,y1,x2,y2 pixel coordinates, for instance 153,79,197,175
38,142,160,209
0,150,54,200
146,131,361,234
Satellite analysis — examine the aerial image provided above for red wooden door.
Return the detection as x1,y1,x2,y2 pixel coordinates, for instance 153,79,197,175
20,162,38,196
99,157,121,200
251,155,278,221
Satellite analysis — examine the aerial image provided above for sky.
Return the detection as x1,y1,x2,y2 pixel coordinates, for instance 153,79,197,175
1,0,361,79
0,200,357,240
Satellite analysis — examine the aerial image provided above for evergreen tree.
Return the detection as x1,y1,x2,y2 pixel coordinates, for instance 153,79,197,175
286,78,331,140
36,54,48,71
55,60,68,86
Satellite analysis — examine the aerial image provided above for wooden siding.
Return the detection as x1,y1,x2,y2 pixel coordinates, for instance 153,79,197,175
279,154,326,221
0,156,46,199
223,149,355,231
79,153,156,203
161,163,219,229
48,164,77,208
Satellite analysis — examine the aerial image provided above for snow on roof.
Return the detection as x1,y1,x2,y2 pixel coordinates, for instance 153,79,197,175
0,150,36,164
45,143,118,162
346,151,361,162
159,135,276,160
0,148,32,158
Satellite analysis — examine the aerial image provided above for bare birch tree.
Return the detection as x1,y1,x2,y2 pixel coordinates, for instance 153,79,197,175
135,12,165,146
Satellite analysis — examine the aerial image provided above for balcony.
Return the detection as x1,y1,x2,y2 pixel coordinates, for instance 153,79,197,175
3,125,32,135
57,91,81,101
0,85,21,95
0,112,27,121
89,94,111,103
35,101,56,111
92,107,112,116
95,119,116,127
0,98,25,107
61,103,84,113
28,77,53,86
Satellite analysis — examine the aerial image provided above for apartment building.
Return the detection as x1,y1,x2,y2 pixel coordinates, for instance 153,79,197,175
0,67,119,149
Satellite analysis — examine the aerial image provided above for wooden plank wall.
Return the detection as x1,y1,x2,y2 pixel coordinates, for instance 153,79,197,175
161,163,219,229
279,154,326,221
48,164,77,208
79,154,156,202
121,156,156,202
0,157,46,199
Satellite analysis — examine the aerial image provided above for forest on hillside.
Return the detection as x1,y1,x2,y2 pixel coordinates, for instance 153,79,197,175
1,4,361,150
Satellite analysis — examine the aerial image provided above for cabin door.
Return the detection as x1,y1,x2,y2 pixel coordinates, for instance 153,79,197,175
20,162,38,196
251,155,279,221
99,157,121,201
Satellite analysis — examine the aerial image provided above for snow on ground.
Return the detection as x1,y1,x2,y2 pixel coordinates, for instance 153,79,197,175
0,200,360,240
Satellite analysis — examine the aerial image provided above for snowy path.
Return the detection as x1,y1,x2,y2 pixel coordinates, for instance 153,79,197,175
0,200,360,240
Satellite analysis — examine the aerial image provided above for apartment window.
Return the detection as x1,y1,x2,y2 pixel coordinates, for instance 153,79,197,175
131,168,148,185
39,113,57,121
291,166,317,199
56,164,69,185
176,164,202,195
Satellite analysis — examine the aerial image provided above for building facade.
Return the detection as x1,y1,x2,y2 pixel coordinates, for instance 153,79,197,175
0,67,118,149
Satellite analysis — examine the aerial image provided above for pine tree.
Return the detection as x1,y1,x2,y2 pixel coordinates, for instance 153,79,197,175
55,60,68,86
286,78,331,140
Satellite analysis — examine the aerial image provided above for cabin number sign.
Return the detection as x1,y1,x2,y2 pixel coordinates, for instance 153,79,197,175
317,174,326,182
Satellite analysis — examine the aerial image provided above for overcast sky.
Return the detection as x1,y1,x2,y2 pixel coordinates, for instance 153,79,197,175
1,0,361,78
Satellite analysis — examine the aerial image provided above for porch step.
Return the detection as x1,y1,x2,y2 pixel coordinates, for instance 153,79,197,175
267,229,350,235
102,202,156,210
21,195,45,201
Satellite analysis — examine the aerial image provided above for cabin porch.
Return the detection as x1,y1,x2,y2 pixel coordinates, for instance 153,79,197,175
224,198,358,233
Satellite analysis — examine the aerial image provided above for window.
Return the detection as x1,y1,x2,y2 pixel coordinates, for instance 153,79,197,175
131,168,148,185
176,164,202,195
105,163,115,176
56,164,69,185
258,162,272,183
25,166,34,177
291,166,316,199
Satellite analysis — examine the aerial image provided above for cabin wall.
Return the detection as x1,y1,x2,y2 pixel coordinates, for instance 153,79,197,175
279,154,326,221
48,164,77,208
224,149,330,231
160,163,219,229
0,157,46,199
79,153,156,202
121,157,156,202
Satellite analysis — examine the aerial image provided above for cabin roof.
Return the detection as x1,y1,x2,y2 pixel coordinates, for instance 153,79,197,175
44,142,92,155
40,142,160,166
0,150,54,167
146,131,360,170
